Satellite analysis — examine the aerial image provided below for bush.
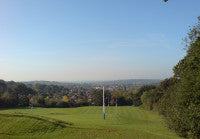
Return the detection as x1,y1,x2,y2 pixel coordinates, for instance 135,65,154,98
44,98,57,108
132,85,156,106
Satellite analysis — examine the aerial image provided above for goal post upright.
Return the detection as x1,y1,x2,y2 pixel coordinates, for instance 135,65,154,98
103,86,105,120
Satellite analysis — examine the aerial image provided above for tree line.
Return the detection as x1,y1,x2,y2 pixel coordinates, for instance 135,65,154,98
0,79,152,108
0,79,142,108
0,81,90,108
133,17,200,138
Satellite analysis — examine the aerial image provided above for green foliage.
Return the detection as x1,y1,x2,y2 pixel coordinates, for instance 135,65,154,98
91,89,134,106
0,81,19,108
35,84,69,97
0,80,7,95
132,85,156,106
1,92,18,107
0,79,154,108
14,83,29,95
164,17,200,138
141,78,177,111
76,99,89,106
140,17,200,138
30,95,45,107
18,95,29,107
0,80,88,108
142,17,200,138
56,101,70,107
91,89,103,106
44,98,57,108
141,90,154,110
116,90,134,106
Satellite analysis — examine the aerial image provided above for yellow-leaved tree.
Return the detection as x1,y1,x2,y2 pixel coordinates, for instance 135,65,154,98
62,96,69,102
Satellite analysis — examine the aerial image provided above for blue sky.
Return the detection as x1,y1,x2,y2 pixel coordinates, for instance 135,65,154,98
0,0,200,81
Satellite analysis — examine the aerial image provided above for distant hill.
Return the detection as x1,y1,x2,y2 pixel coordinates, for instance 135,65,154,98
23,79,161,88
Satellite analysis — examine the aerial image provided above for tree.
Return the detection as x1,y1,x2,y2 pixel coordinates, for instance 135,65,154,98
62,96,69,102
141,78,177,111
161,17,200,138
18,95,29,107
132,85,156,106
1,91,18,107
141,90,154,110
44,98,57,107
13,83,29,96
13,83,24,94
91,89,103,106
30,95,45,107
77,98,89,107
0,80,7,95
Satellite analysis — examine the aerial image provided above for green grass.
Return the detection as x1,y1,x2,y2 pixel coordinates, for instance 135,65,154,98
0,106,180,139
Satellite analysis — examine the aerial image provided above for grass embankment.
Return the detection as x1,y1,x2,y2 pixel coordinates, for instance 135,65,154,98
0,106,180,139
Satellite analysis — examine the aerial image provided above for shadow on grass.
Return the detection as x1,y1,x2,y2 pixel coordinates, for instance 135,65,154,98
0,113,73,128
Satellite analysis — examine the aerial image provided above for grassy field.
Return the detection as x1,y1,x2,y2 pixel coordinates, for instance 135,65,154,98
0,106,180,139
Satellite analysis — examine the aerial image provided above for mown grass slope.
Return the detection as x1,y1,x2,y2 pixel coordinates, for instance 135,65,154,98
0,106,180,139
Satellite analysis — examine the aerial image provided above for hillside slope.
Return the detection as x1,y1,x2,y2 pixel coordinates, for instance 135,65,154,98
0,107,180,139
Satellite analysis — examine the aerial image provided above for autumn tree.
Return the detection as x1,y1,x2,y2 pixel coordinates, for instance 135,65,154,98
62,96,70,102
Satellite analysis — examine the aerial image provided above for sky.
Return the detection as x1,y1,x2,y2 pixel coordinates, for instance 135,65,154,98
0,0,200,81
